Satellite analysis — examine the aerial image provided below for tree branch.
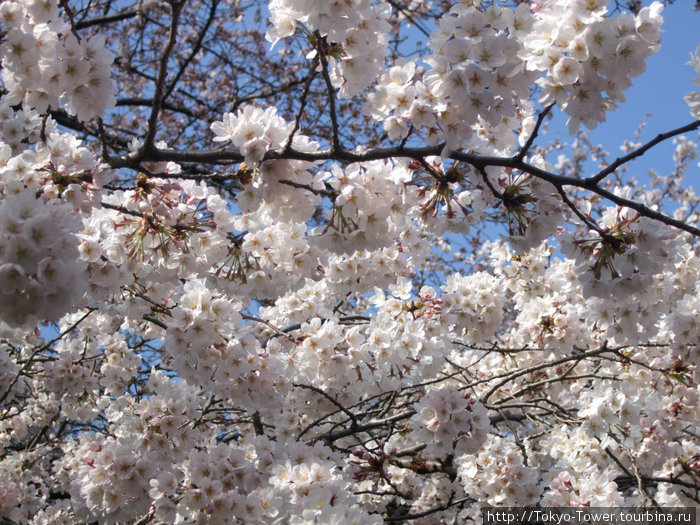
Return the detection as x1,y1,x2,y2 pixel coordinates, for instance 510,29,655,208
144,0,185,151
75,9,139,30
292,383,359,433
315,33,342,152
587,119,700,185
162,0,219,103
116,97,195,116
105,128,700,238
284,57,319,153
514,104,554,162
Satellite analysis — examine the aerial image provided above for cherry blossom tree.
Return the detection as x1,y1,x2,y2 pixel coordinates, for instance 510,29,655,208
0,0,699,522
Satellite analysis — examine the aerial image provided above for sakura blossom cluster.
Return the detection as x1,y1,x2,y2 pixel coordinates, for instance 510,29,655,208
457,435,542,506
210,105,292,165
1,0,700,522
0,190,85,332
440,270,506,343
233,160,327,298
408,386,489,459
364,60,436,143
367,2,539,154
561,193,681,300
60,370,207,523
85,178,235,289
58,367,380,524
0,103,43,150
311,160,416,253
477,161,565,252
0,0,115,121
540,469,623,507
236,148,322,225
503,242,590,353
364,0,666,153
164,278,287,412
684,43,700,118
267,0,391,97
524,1,664,133
259,243,412,327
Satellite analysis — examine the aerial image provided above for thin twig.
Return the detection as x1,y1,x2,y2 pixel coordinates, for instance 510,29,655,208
588,119,700,185
162,0,219,103
514,104,554,162
314,32,342,152
384,496,472,522
284,56,319,153
292,383,359,432
0,309,94,405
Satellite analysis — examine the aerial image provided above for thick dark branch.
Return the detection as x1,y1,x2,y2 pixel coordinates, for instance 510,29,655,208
638,476,700,490
453,152,700,237
142,315,168,330
105,134,700,237
58,0,78,35
75,9,138,29
278,178,335,197
588,182,700,237
116,97,195,116
320,410,416,444
241,314,298,342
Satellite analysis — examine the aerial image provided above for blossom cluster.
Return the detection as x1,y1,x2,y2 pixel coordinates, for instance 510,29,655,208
364,0,665,154
0,0,699,522
0,190,85,332
561,192,680,300
0,103,43,150
441,270,506,343
56,367,380,524
409,386,489,459
540,469,623,507
237,152,322,224
457,436,542,506
525,1,663,132
684,44,700,118
368,2,539,154
0,0,115,121
267,0,391,97
311,160,416,254
259,243,413,327
164,278,288,411
210,105,292,165
86,178,235,286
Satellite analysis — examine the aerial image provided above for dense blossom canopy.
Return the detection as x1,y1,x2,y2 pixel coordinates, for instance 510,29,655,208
0,0,699,523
